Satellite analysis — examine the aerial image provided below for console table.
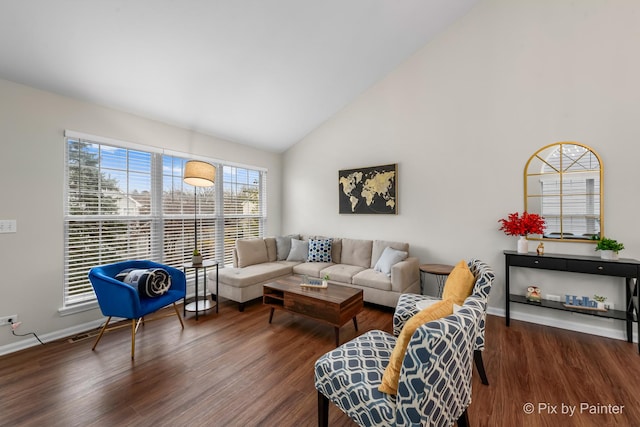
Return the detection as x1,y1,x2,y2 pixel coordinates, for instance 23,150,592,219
504,250,639,352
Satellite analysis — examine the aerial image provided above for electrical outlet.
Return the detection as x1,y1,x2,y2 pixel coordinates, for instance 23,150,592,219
0,314,18,326
0,220,17,233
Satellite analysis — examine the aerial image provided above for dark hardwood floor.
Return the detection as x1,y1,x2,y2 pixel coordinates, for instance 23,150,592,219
1,298,639,427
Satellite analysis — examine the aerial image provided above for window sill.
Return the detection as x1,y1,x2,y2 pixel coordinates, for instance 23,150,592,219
58,301,100,316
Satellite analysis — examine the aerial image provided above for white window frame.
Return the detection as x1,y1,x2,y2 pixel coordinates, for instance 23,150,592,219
62,130,267,310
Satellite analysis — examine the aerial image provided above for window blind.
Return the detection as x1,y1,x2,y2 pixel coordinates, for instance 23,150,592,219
63,134,266,308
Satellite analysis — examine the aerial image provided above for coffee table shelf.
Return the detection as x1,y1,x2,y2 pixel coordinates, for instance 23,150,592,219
263,277,364,346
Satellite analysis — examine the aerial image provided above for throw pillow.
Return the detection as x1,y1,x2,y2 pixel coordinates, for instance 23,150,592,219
286,239,309,262
236,238,269,268
115,268,172,298
275,234,300,261
442,260,475,305
379,299,454,395
307,238,332,262
373,246,408,276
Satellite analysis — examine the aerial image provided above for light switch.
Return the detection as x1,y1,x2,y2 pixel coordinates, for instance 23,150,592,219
0,220,17,233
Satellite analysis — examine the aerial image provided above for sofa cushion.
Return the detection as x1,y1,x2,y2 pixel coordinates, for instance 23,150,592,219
236,238,268,268
341,238,373,268
275,234,300,261
308,238,332,262
373,247,408,276
331,238,342,264
218,262,293,288
352,269,392,291
321,264,366,284
442,260,475,305
379,298,454,395
287,239,309,261
293,262,334,277
371,240,409,268
265,237,277,262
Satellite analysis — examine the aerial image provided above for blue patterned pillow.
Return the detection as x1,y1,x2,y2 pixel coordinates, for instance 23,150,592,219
308,238,332,262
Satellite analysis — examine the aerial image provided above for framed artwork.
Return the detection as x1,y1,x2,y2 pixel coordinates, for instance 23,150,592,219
338,163,397,214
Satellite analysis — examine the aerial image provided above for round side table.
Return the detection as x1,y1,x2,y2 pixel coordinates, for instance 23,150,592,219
419,263,454,297
183,259,219,320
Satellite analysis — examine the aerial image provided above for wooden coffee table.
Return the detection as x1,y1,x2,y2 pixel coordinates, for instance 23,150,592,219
263,276,364,346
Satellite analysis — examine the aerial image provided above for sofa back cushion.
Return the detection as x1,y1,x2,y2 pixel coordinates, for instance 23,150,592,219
371,240,409,268
331,238,342,264
275,234,300,260
341,238,373,268
264,237,277,262
236,238,269,268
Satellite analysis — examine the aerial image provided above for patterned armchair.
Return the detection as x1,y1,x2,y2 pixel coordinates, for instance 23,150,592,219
314,295,485,427
393,259,495,385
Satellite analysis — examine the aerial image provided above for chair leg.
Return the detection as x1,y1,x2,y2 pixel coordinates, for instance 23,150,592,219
238,302,245,312
92,316,112,351
318,391,329,427
172,302,185,329
457,408,470,427
131,319,136,360
474,349,489,385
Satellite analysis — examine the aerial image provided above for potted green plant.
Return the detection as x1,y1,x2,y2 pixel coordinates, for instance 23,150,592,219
592,236,625,260
322,274,330,287
192,249,203,265
593,294,608,310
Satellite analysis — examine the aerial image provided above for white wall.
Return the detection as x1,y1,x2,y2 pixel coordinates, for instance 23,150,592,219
283,0,640,341
0,78,282,352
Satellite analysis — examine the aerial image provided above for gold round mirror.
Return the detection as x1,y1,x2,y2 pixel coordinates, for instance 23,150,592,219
524,142,603,242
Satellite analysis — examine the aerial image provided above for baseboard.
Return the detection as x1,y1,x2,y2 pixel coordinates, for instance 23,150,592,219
487,306,638,344
0,318,107,357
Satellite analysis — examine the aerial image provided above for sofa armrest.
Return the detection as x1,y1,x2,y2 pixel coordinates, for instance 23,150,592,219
390,256,419,293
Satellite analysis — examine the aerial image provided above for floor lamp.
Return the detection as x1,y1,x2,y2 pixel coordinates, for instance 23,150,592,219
183,160,215,315
183,160,216,261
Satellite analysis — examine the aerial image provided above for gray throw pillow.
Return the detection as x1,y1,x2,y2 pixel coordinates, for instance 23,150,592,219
373,246,408,276
275,234,299,261
287,238,309,262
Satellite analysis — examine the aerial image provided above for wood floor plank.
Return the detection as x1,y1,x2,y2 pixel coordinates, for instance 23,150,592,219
0,299,638,426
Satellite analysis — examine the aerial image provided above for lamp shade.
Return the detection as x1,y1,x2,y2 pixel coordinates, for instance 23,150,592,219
183,160,215,187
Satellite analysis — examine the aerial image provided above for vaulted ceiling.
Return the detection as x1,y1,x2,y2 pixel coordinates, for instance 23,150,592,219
0,0,479,152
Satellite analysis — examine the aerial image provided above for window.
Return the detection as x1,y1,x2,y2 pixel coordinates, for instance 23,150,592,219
63,132,266,308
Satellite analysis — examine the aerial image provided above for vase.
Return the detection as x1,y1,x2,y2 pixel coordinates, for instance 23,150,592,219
322,279,328,287
600,250,619,260
192,254,203,265
517,236,529,254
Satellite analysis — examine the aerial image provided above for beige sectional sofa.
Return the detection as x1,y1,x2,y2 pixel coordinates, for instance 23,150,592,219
207,235,420,311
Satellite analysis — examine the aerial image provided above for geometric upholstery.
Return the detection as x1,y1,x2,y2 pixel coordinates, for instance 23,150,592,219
315,294,485,427
392,259,495,385
88,260,186,359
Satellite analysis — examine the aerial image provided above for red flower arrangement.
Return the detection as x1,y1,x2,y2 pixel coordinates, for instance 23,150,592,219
499,212,545,236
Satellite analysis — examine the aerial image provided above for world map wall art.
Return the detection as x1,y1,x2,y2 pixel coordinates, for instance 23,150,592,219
338,163,397,214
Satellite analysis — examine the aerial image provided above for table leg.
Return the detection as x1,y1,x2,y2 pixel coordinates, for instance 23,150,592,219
352,316,358,331
194,266,199,321
268,307,275,324
215,263,219,313
334,327,340,347
436,275,446,298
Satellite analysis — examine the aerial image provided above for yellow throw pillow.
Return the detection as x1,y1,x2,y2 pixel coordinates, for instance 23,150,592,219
442,260,475,306
379,299,454,395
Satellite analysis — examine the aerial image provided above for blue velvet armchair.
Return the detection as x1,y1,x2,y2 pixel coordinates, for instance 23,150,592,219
88,260,186,359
